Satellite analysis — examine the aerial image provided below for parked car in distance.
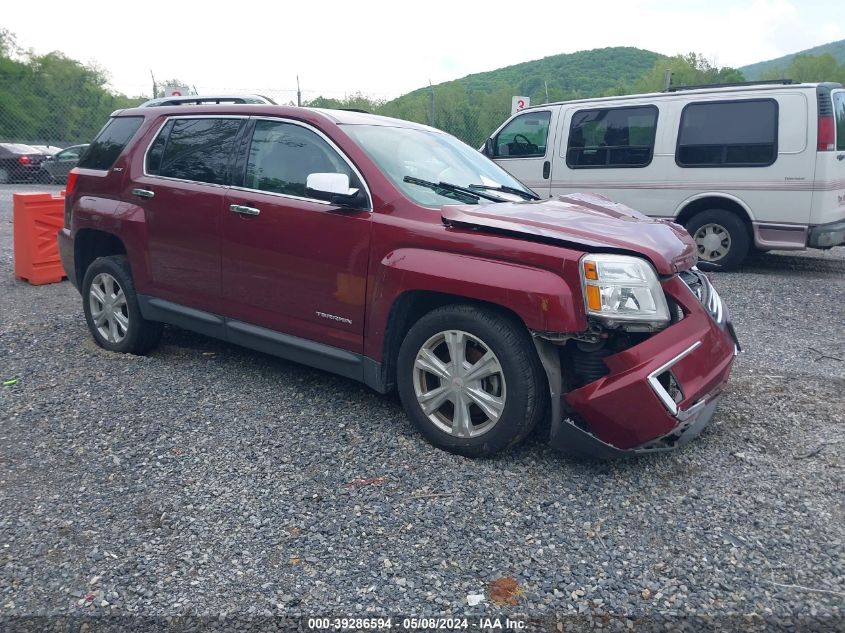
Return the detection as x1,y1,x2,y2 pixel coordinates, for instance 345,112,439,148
29,144,63,156
483,81,845,269
58,104,739,458
40,144,89,184
0,143,50,184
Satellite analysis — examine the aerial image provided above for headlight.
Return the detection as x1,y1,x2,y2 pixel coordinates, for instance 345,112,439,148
580,254,670,327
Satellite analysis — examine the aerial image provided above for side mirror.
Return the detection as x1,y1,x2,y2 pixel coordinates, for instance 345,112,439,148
305,172,366,208
482,137,496,157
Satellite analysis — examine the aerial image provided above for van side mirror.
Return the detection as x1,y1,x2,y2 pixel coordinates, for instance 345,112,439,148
482,137,497,157
305,173,366,209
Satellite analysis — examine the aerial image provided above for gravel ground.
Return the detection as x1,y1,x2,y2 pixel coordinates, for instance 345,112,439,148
1,184,843,629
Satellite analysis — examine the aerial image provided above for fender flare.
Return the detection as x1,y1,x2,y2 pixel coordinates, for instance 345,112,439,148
673,192,755,223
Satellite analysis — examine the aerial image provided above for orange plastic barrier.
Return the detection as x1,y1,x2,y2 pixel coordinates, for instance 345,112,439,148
13,191,67,285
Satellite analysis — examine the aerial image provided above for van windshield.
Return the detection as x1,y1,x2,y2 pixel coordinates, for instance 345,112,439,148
834,91,845,152
343,124,535,207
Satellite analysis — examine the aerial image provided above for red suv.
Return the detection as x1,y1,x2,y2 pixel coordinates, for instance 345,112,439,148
58,102,739,458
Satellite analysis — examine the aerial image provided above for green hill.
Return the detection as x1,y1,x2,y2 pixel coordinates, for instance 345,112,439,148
378,47,663,146
740,39,845,79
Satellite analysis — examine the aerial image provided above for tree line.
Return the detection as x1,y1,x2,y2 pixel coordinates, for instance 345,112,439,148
0,29,142,146
2,26,845,149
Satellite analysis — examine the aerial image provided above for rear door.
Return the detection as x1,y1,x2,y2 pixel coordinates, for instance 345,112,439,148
811,88,845,229
490,109,557,196
126,116,245,314
221,117,372,354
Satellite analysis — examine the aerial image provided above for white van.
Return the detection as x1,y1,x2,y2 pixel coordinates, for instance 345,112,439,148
483,81,845,269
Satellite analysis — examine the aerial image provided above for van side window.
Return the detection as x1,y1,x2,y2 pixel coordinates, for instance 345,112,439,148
155,118,243,184
834,92,845,151
677,100,778,167
244,120,356,198
566,106,658,169
495,111,551,158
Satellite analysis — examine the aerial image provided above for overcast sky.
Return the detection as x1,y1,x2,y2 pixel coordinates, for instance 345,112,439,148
4,0,844,101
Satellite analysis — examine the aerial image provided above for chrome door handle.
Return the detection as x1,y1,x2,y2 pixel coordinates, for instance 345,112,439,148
131,188,155,198
230,204,261,216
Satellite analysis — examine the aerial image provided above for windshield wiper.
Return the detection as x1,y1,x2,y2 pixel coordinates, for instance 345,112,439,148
403,176,508,203
468,183,540,201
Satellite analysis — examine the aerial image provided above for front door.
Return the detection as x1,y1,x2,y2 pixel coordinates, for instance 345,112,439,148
491,109,556,197
221,118,372,353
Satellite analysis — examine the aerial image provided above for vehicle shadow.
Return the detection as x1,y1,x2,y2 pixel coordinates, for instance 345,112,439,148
737,251,845,276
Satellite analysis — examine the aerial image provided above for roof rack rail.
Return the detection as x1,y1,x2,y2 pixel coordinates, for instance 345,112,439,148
667,79,794,92
139,94,277,107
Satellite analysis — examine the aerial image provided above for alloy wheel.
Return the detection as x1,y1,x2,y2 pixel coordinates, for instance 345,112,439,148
412,329,507,438
88,272,129,343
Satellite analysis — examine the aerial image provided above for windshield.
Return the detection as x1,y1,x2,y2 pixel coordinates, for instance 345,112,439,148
343,124,536,207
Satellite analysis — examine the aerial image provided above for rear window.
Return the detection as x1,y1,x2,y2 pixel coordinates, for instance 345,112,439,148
78,116,143,170
834,92,845,151
676,100,778,167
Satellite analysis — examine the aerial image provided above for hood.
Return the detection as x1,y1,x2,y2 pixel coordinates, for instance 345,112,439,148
441,193,697,275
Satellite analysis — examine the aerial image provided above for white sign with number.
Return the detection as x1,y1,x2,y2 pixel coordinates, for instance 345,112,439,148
511,96,530,115
166,86,191,97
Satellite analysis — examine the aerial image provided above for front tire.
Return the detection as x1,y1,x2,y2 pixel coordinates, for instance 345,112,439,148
81,255,163,355
397,305,546,457
684,209,750,271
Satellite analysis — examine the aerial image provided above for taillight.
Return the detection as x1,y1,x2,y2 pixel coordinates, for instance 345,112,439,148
66,169,79,195
818,115,835,151
64,169,80,228
18,155,31,165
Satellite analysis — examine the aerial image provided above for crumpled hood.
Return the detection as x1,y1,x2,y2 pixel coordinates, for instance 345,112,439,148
441,192,697,275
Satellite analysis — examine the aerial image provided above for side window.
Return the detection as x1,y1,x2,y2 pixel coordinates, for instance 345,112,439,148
154,118,243,185
495,111,551,158
78,116,144,170
677,99,778,167
244,120,355,198
145,120,174,175
57,147,79,160
834,92,845,152
566,105,658,168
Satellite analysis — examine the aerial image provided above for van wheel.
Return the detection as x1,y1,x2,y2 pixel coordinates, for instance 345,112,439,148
81,255,163,355
396,305,546,457
684,209,749,270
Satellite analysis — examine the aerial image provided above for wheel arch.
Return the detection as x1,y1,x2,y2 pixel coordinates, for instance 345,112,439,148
74,229,127,288
674,193,754,228
378,290,535,392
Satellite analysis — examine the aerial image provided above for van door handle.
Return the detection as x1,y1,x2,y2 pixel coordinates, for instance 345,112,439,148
837,154,845,161
230,204,261,216
542,160,551,179
131,188,155,198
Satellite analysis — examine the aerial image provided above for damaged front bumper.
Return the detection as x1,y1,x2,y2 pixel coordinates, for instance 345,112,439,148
535,273,739,458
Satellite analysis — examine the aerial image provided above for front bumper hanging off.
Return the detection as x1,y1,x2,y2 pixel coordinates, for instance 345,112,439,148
536,274,739,458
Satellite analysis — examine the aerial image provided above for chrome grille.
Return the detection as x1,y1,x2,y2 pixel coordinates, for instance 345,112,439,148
679,268,724,324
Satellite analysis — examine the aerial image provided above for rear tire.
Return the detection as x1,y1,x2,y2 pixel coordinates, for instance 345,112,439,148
81,255,163,355
684,209,750,271
396,304,546,457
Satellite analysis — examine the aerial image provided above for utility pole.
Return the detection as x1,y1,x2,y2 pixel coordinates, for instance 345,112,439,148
150,70,157,99
429,80,435,126
297,76,302,107
544,80,550,103
662,69,673,92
